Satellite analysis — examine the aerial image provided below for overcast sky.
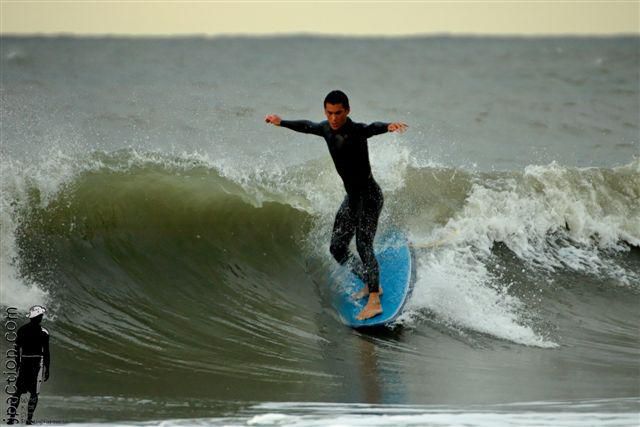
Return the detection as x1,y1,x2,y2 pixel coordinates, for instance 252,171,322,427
1,1,638,36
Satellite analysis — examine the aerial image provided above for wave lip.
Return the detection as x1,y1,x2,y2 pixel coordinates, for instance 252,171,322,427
456,161,639,283
401,160,639,347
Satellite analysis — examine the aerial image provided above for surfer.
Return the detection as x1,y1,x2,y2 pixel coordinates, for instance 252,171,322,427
265,90,407,320
7,306,51,425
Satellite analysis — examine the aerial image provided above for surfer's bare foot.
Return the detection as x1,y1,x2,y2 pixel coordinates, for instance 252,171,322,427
352,285,382,300
356,293,383,320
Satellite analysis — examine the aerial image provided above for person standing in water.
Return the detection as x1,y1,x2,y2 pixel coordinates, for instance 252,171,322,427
265,90,407,320
7,305,51,425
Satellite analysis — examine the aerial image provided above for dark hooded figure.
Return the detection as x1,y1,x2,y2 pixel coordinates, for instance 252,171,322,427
7,305,50,425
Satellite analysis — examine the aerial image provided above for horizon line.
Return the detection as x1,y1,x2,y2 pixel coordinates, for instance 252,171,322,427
2,31,639,38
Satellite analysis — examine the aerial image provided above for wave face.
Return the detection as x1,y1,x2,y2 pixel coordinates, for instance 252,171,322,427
2,150,639,420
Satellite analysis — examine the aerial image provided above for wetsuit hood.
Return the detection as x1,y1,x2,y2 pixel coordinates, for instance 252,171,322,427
27,305,46,319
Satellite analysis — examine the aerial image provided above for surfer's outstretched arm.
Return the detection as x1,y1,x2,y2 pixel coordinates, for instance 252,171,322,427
265,114,324,136
362,121,409,138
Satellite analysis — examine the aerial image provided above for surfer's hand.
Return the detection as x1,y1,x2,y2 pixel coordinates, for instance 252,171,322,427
265,114,282,126
388,122,408,133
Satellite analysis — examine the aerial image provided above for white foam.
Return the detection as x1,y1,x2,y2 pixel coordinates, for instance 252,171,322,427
369,134,410,193
524,161,640,248
247,413,299,425
0,149,89,310
0,247,48,312
0,167,49,310
399,161,639,346
401,246,557,348
241,411,640,427
60,400,640,426
445,161,640,284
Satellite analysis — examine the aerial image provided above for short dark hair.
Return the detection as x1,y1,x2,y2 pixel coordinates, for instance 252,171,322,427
324,90,350,110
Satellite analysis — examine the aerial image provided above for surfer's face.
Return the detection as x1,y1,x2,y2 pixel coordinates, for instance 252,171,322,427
324,103,349,130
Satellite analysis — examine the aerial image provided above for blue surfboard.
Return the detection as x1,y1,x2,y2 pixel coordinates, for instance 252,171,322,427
330,230,414,329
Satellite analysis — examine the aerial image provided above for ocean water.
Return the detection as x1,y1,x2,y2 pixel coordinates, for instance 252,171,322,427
1,36,639,426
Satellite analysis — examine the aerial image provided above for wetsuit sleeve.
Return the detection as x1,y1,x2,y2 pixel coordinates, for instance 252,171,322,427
43,331,50,374
280,120,325,136
363,122,390,138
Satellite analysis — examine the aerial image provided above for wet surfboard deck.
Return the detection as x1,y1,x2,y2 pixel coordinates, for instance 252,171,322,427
330,230,414,329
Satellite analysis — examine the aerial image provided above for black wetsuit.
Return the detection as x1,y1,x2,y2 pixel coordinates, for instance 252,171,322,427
7,320,50,424
280,117,389,292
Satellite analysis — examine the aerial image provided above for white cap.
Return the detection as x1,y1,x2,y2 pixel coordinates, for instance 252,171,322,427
27,305,46,319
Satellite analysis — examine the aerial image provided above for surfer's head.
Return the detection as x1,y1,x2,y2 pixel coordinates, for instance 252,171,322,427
324,90,350,130
27,305,46,323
